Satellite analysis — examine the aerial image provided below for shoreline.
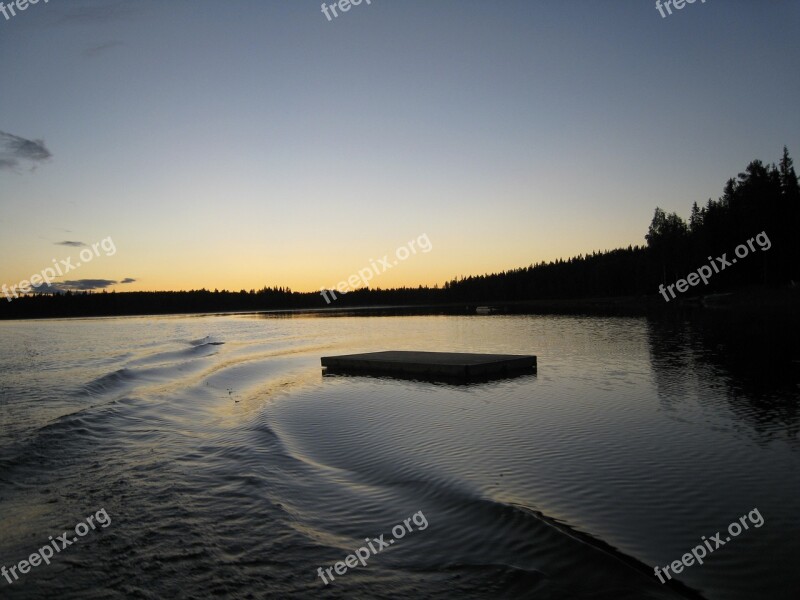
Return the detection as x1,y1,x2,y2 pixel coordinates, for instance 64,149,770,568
0,287,796,322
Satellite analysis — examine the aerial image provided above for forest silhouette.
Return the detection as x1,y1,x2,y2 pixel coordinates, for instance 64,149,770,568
3,148,798,320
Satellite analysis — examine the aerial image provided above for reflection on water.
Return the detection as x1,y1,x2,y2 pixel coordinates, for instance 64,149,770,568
648,312,800,443
0,312,797,599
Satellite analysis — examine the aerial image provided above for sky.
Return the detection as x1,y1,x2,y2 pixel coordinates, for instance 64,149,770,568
1,0,799,294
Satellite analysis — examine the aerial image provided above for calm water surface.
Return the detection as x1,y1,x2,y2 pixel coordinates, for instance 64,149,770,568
0,313,798,599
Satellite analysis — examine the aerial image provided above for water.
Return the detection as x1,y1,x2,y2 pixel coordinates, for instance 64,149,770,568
0,313,798,599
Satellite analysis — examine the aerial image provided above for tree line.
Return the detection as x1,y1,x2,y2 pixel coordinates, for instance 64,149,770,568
2,148,798,319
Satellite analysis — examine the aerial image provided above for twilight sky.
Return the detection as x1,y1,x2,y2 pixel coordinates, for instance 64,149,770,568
1,0,799,294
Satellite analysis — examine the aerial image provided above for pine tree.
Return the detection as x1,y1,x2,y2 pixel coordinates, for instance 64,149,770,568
779,146,799,198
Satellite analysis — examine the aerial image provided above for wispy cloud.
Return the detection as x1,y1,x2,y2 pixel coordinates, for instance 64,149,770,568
33,278,137,293
56,241,88,248
83,41,123,58
0,131,52,171
60,279,119,291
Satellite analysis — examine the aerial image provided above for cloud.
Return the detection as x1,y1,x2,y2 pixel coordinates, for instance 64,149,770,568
0,131,52,171
58,279,119,291
56,241,88,248
83,41,123,58
30,278,137,293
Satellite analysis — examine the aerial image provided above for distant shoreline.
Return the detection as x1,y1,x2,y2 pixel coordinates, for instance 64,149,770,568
1,287,796,322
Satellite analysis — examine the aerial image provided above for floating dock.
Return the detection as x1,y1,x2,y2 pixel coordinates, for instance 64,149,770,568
321,351,536,381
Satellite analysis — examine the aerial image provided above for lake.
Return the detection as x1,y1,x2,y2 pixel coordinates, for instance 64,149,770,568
0,312,797,599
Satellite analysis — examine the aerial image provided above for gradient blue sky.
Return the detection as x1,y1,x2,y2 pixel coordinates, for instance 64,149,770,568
1,0,799,293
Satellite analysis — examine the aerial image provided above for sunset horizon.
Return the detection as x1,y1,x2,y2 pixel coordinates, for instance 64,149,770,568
2,2,799,599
